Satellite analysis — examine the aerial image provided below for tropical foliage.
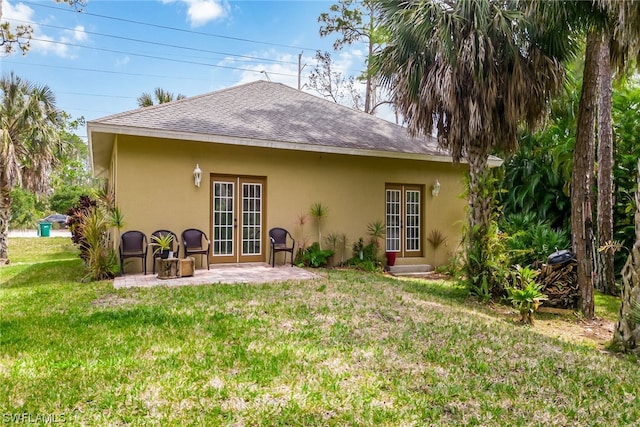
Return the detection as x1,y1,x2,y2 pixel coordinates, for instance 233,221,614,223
297,242,334,268
507,265,547,325
137,88,186,107
375,0,571,300
500,213,571,269
498,79,640,278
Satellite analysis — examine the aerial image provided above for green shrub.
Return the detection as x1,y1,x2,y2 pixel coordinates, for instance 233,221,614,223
463,222,509,302
67,195,97,260
49,185,86,214
299,242,334,268
9,188,46,229
347,238,383,272
436,251,464,278
81,207,119,281
507,265,547,325
501,214,570,268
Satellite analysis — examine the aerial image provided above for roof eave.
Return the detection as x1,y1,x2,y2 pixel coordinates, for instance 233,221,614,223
86,123,480,165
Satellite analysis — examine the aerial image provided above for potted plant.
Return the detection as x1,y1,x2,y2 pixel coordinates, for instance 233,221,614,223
151,233,174,259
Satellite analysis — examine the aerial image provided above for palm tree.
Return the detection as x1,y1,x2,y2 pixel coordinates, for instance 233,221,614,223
1,72,61,263
375,0,572,296
137,88,186,107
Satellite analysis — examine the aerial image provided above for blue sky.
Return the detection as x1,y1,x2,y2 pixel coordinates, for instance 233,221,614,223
2,0,376,140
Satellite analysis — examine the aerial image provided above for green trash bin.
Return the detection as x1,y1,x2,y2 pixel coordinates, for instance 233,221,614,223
38,222,52,237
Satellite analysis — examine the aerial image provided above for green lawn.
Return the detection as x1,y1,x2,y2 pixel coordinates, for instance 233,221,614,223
1,237,639,426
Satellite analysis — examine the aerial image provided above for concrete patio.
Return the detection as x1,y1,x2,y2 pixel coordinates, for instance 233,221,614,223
114,263,321,288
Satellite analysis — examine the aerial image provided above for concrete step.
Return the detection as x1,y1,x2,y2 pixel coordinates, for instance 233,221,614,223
388,264,434,276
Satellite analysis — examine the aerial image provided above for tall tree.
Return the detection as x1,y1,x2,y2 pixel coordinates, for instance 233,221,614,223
308,51,362,110
137,88,186,108
596,33,616,295
594,1,640,298
571,0,640,312
572,30,601,318
319,0,387,114
375,0,570,297
1,73,62,263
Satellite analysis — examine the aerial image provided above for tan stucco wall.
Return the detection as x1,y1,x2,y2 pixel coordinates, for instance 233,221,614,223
113,135,468,272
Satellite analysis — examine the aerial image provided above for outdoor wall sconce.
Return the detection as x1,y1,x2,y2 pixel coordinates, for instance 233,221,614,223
193,164,202,188
432,179,441,197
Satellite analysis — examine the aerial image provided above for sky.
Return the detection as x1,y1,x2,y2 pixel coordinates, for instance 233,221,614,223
1,0,380,141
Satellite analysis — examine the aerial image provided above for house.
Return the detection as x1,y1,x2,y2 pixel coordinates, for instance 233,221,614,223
88,81,499,272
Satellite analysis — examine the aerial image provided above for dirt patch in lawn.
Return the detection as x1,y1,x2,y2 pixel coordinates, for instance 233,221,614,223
488,302,616,351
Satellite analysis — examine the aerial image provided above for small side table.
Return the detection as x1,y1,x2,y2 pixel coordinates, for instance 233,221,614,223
158,258,179,279
179,257,195,277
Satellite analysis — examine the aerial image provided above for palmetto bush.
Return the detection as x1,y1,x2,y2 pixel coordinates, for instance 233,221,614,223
501,213,571,268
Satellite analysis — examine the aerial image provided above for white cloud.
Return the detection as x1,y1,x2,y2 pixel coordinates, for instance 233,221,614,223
2,0,87,58
221,51,300,89
116,56,131,67
71,25,87,42
31,34,71,57
2,0,35,22
163,0,228,27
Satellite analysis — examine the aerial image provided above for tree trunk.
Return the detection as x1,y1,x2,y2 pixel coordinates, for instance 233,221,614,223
0,183,12,264
612,160,640,354
364,30,373,114
572,30,600,319
467,143,491,232
464,141,494,299
596,35,616,295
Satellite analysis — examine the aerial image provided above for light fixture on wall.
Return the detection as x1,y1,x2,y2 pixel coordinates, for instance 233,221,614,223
193,164,202,188
432,179,441,197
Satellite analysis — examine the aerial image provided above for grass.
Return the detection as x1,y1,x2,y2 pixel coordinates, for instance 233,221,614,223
1,237,639,425
595,291,622,321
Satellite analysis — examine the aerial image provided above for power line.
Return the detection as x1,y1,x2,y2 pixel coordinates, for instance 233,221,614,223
57,91,135,99
22,1,319,51
10,18,300,67
2,59,214,81
29,37,299,78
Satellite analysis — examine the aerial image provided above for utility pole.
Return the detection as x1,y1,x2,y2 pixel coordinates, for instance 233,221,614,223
298,52,307,90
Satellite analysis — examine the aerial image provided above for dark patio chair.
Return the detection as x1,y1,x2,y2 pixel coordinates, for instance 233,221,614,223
119,230,148,275
182,228,211,270
269,227,295,267
150,229,180,274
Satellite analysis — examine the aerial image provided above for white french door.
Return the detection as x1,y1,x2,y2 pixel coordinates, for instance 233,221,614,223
385,184,423,258
211,175,265,263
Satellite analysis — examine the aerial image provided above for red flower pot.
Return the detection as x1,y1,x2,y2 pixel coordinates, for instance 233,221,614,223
385,251,397,266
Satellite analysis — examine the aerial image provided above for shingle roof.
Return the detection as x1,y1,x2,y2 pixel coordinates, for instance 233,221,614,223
90,80,447,158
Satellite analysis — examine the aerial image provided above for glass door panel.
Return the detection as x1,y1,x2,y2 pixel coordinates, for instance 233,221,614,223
385,184,423,258
212,175,265,263
213,181,235,257
386,189,401,252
